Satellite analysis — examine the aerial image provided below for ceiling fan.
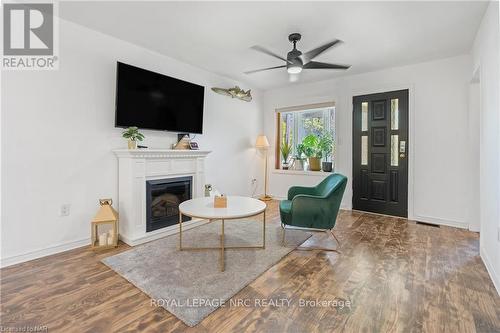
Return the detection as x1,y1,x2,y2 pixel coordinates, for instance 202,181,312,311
245,33,351,76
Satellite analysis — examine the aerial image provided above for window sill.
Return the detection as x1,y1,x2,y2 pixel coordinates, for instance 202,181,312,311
272,169,333,177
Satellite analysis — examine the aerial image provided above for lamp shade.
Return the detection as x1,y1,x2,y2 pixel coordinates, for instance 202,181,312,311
255,135,270,149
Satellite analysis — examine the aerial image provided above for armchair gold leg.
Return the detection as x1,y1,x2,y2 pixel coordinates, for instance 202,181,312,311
281,224,286,246
282,226,341,253
330,230,341,248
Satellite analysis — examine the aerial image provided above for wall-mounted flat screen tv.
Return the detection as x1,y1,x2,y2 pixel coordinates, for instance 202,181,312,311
115,62,205,134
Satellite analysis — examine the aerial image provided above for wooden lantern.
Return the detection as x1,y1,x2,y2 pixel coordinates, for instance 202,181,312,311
214,195,227,208
91,198,119,250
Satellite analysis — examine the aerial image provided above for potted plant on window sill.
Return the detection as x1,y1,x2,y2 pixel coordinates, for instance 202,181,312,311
291,143,306,171
280,138,292,170
122,126,145,149
302,134,323,171
319,132,334,172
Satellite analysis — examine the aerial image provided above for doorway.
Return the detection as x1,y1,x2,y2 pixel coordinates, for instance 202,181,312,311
352,90,409,217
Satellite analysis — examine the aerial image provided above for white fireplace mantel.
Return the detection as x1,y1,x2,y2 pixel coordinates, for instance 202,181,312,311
113,149,211,246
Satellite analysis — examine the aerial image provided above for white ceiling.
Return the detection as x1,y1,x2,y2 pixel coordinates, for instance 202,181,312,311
60,1,488,90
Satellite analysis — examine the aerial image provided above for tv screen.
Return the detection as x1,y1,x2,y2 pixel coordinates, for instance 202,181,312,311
115,62,205,134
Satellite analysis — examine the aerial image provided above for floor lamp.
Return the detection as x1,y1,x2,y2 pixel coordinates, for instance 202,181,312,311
255,135,272,201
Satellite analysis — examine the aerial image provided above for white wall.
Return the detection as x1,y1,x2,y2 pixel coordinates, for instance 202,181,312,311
1,20,265,266
472,2,500,294
467,81,480,232
264,55,472,228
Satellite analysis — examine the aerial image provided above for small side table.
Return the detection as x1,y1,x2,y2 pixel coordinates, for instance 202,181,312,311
91,199,119,250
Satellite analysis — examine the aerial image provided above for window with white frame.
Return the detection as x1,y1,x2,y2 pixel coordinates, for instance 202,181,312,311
276,105,336,170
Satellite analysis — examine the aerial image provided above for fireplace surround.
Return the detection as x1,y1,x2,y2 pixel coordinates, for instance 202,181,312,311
113,149,211,245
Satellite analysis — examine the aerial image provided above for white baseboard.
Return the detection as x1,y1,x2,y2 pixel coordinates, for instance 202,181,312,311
469,225,481,232
411,214,468,229
1,237,90,268
120,218,209,246
0,219,210,268
340,203,351,210
480,246,500,296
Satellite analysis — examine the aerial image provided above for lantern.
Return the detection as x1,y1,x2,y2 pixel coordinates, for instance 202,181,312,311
91,198,119,250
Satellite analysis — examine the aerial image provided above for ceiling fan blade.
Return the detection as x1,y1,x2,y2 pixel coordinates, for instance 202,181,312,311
303,61,351,70
300,39,342,63
244,65,287,74
251,45,291,64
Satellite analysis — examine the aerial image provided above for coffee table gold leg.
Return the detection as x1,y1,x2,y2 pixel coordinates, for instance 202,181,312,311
220,219,225,272
263,210,266,249
179,211,183,250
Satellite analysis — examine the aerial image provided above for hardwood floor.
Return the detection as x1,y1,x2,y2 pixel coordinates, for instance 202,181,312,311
1,201,499,332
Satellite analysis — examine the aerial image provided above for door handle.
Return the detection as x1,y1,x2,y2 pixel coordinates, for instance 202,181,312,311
399,141,406,153
399,141,406,159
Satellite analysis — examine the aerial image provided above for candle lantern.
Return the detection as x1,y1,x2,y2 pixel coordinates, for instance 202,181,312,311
91,198,119,250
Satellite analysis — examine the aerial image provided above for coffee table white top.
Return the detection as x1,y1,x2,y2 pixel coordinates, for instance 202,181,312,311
179,196,266,219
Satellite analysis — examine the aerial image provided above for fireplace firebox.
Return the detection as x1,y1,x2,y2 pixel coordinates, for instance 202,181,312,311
146,177,192,232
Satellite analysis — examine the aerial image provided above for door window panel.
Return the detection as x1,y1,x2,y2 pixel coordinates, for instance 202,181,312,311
391,99,399,130
361,102,368,131
391,135,399,166
361,136,368,165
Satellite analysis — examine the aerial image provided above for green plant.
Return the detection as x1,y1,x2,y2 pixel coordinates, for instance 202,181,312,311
301,134,322,159
122,126,145,142
319,132,334,161
280,138,292,163
295,143,306,160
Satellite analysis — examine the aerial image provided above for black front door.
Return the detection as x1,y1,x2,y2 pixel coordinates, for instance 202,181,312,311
352,90,409,217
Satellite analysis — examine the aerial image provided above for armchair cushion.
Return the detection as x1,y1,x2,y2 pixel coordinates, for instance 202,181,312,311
279,173,347,230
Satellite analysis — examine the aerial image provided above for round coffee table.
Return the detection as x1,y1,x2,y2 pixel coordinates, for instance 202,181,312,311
178,196,267,272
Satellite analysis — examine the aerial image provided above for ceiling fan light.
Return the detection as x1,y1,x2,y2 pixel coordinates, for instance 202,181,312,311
287,65,302,74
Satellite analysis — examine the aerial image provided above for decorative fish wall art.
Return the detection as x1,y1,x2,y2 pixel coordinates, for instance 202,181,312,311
211,86,252,102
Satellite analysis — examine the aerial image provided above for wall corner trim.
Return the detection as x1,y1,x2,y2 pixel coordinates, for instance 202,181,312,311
480,246,500,296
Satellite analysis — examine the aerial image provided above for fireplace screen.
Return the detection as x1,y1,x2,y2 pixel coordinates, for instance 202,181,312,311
146,177,192,232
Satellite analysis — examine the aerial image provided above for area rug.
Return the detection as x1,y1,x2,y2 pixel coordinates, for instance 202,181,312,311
102,219,310,327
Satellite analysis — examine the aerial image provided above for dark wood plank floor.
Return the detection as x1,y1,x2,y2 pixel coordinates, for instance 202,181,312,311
1,201,499,332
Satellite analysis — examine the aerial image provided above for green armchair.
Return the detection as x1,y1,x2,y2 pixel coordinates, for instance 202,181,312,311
279,173,347,251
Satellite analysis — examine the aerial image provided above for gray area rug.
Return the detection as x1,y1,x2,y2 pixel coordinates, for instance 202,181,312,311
102,219,311,327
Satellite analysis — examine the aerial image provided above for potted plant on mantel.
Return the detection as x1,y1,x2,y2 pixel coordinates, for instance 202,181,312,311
291,143,306,171
319,132,334,172
280,138,292,170
302,134,323,171
122,126,145,149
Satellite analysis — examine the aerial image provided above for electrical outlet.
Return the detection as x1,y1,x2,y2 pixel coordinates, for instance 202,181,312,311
60,204,71,217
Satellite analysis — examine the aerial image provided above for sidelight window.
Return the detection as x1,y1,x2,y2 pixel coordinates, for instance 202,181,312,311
391,135,399,166
391,99,399,130
361,102,368,131
361,136,368,165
